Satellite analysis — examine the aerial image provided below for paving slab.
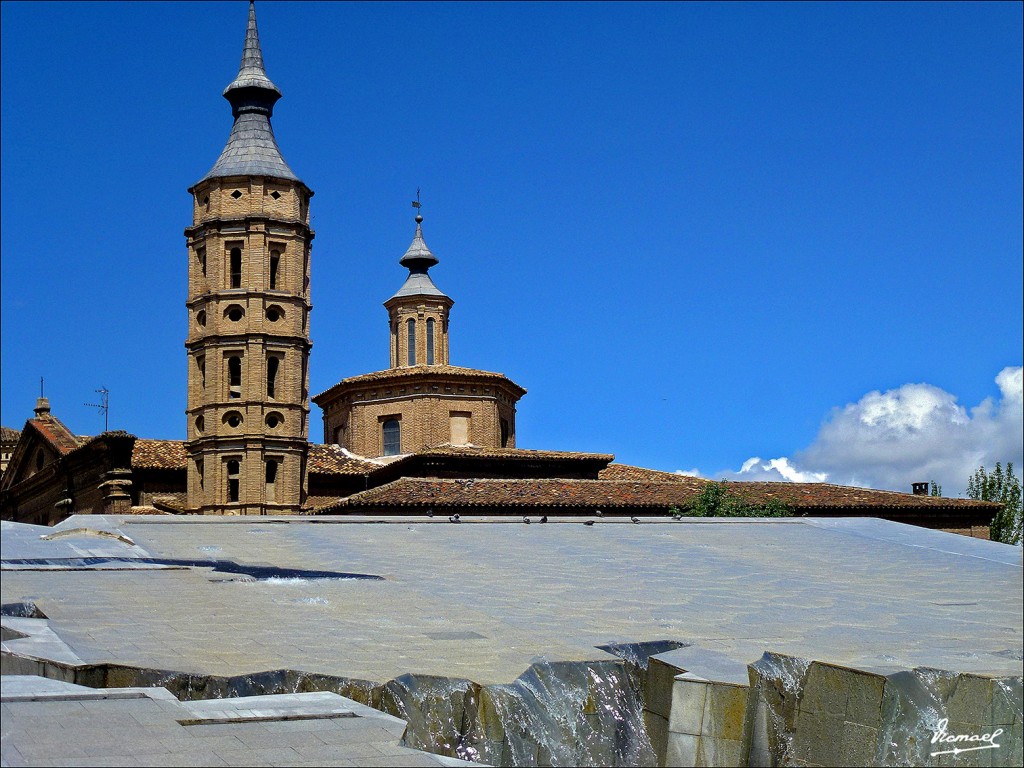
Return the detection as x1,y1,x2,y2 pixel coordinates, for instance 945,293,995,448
0,676,477,767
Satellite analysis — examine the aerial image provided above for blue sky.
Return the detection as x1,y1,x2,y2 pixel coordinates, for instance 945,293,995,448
2,1,1021,494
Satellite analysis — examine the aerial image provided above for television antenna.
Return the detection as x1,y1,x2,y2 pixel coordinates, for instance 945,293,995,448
85,387,110,432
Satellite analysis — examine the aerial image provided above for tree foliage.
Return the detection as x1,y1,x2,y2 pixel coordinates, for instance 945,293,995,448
967,463,1022,545
673,482,793,519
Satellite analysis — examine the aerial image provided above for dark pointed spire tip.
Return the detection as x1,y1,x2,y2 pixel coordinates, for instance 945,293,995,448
224,0,281,99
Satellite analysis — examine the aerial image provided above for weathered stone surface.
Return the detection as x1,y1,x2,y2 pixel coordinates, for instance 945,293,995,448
648,656,685,719
702,682,748,741
665,732,699,767
644,709,669,766
669,678,707,736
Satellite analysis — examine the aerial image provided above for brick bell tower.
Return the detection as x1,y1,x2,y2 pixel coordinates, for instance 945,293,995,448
184,1,313,515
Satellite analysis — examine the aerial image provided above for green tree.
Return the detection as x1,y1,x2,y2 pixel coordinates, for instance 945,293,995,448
930,481,942,497
673,482,793,519
967,463,1022,545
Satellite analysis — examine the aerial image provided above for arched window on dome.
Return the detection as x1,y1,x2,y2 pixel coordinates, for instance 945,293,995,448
407,319,416,366
426,318,435,365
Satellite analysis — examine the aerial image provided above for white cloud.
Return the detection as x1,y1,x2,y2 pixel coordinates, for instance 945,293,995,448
721,457,828,484
707,366,1023,496
673,468,703,478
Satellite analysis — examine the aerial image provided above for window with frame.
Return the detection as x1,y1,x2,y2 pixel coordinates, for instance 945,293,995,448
228,356,242,399
382,418,401,456
267,356,280,398
227,459,240,503
269,249,281,289
426,318,435,365
229,247,242,288
265,459,279,503
407,319,416,366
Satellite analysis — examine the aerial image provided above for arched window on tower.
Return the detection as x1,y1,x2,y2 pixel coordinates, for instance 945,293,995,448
426,318,435,365
382,419,401,456
196,355,206,389
407,319,416,366
228,356,242,399
230,247,242,288
267,356,280,398
227,459,240,503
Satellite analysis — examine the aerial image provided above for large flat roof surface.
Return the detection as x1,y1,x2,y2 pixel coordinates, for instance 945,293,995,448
2,516,1021,685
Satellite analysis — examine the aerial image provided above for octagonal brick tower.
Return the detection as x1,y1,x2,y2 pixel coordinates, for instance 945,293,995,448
184,2,313,514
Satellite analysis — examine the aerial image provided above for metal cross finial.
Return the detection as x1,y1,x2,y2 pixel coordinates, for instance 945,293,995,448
40,377,44,397
85,387,110,432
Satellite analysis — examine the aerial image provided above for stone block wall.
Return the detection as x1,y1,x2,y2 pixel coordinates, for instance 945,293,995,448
654,651,1023,767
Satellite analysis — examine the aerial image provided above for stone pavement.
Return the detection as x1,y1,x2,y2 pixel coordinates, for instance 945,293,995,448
2,515,1021,766
0,675,477,767
2,516,1020,685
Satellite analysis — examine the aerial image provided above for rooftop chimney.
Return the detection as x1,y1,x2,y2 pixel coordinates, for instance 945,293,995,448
34,397,51,417
912,482,929,496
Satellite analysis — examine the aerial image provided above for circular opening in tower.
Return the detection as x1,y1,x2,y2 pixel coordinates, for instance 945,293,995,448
224,411,243,428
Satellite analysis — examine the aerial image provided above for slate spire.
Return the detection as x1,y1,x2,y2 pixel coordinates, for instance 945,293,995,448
389,206,449,300
223,0,281,106
198,1,299,184
399,213,440,272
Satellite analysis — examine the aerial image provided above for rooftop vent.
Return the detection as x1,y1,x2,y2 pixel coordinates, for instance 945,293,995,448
912,482,929,496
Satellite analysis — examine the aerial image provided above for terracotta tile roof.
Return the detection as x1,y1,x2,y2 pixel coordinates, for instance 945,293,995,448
336,478,707,510
599,463,705,483
398,445,614,463
332,476,1000,513
313,365,526,400
1,425,21,442
132,439,188,470
307,444,382,475
724,481,1001,510
29,416,83,455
